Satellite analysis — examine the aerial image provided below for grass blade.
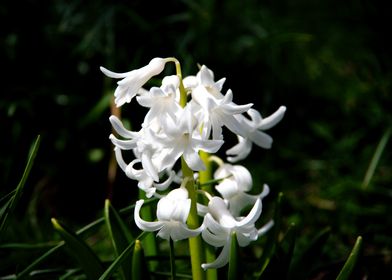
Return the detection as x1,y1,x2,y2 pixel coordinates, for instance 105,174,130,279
362,127,391,189
51,218,104,280
98,231,148,280
0,135,40,236
336,236,363,280
15,199,157,279
133,239,150,280
288,227,331,280
104,199,134,280
256,192,284,278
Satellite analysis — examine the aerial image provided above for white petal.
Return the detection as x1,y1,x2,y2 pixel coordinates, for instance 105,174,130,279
248,130,273,149
231,165,253,192
259,106,286,130
109,115,138,138
226,136,252,163
198,65,215,86
236,198,262,227
134,200,163,232
201,241,231,270
215,179,238,199
215,77,226,91
100,66,132,79
183,150,205,171
113,147,127,172
153,170,175,191
208,197,236,228
260,184,270,198
141,152,159,182
201,227,228,247
228,193,259,217
183,75,198,89
109,134,137,150
258,220,274,236
193,138,224,154
236,229,257,247
203,214,228,236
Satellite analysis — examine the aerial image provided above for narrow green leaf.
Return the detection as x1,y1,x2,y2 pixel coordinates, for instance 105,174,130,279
79,92,112,127
16,243,64,279
362,127,391,189
59,268,82,280
15,199,157,279
260,222,297,279
98,231,148,280
228,233,238,280
51,218,104,280
0,242,57,250
280,223,297,277
0,135,40,236
256,192,284,277
133,239,151,280
104,199,134,280
336,236,363,280
288,227,331,280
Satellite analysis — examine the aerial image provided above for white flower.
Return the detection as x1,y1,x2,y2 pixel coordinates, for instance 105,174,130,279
136,75,181,124
201,196,273,270
214,163,270,216
109,115,175,197
134,187,203,241
100,57,170,107
183,65,226,99
154,105,224,171
112,147,174,198
192,87,253,140
226,106,287,162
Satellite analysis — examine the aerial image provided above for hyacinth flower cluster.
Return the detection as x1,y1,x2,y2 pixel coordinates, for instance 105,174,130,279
101,57,286,272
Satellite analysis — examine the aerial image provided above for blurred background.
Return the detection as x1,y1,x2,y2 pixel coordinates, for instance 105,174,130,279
1,0,391,277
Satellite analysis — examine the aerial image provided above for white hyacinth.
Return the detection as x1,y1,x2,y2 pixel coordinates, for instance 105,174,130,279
103,57,286,270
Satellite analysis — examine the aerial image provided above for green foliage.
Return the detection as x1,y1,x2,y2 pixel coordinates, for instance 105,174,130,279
0,135,40,237
104,199,134,280
336,236,363,280
51,218,105,280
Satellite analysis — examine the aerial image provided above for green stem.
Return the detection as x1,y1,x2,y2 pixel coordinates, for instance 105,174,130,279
228,233,238,280
175,58,205,280
181,157,205,280
199,151,218,280
169,238,177,280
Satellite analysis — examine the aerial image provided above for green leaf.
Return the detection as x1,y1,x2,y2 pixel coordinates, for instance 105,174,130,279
0,135,40,237
228,232,239,280
336,236,363,280
256,192,284,277
51,218,104,280
16,243,64,279
104,199,134,280
362,127,391,189
288,227,331,280
98,231,148,280
79,93,112,127
15,200,157,279
133,239,151,280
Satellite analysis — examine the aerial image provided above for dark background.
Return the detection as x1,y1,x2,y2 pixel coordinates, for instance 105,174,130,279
1,0,391,276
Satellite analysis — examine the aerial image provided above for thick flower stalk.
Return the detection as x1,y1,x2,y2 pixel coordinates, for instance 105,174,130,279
101,57,286,275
